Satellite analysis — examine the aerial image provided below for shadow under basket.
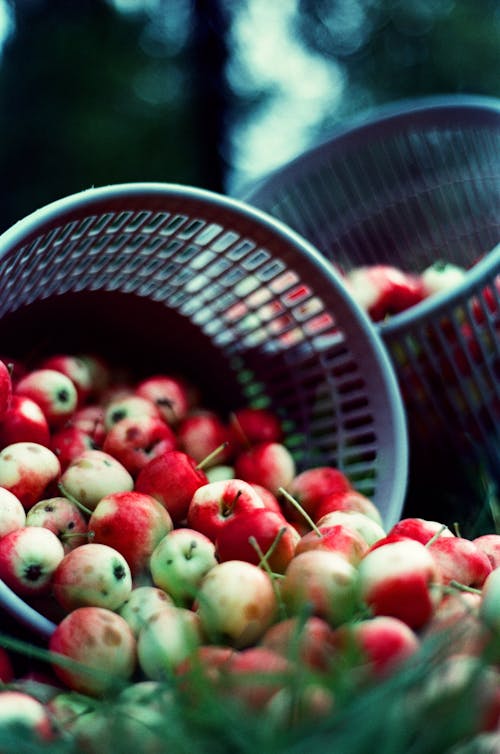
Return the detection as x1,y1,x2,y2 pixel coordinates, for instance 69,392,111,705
0,182,407,640
243,95,500,483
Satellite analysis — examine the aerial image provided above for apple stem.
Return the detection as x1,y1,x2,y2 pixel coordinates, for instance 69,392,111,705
222,489,242,518
278,487,322,537
248,535,287,618
453,521,462,538
58,483,93,517
425,524,450,548
448,580,482,595
196,442,229,471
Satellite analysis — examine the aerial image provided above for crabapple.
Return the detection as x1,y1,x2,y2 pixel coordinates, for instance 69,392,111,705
0,358,12,421
222,647,291,710
313,489,384,527
0,394,51,447
281,550,360,627
103,395,160,431
215,508,299,573
39,354,94,407
149,527,217,605
88,491,173,576
26,496,88,553
473,534,500,569
250,483,283,515
70,404,106,446
285,466,352,521
77,353,111,397
260,616,337,671
0,690,53,741
135,450,208,524
52,542,132,611
228,407,283,450
196,560,278,647
427,536,492,588
0,487,26,537
176,410,231,466
59,449,133,511
102,414,177,477
50,425,96,471
186,478,265,542
387,517,453,545
295,523,369,565
358,539,441,629
137,605,202,679
118,585,174,637
15,368,78,428
345,264,425,321
332,615,420,678
316,510,386,547
135,374,190,426
49,606,137,696
0,525,64,596
233,441,296,496
0,442,60,510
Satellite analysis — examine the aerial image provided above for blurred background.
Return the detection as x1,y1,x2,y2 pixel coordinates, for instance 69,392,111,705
0,0,499,233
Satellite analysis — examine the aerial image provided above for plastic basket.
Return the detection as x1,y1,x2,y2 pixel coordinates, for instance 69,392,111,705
0,182,407,639
243,95,500,475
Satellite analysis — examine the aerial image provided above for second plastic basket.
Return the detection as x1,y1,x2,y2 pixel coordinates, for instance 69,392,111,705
0,182,407,639
243,95,500,477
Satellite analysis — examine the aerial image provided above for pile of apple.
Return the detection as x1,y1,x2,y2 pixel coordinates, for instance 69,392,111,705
0,352,499,746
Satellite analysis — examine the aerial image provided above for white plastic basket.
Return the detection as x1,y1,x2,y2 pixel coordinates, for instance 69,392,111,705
243,95,500,477
0,182,408,638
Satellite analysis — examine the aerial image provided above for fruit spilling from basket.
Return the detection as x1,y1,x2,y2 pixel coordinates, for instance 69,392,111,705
0,352,499,747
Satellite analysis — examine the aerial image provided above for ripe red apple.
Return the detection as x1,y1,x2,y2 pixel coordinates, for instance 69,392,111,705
423,591,489,658
387,517,453,545
358,539,441,629
427,536,493,588
0,358,12,422
215,508,300,573
102,414,177,477
186,478,265,542
260,616,336,671
233,441,296,496
228,407,283,452
0,442,61,510
332,615,420,678
135,374,190,426
473,534,500,569
0,487,26,537
88,491,173,576
316,510,386,547
345,264,425,321
149,527,217,605
103,394,160,431
0,525,65,596
39,354,94,407
0,394,51,448
50,425,96,471
221,647,291,710
196,560,278,647
52,542,132,611
295,523,369,565
135,449,208,524
281,549,360,627
15,368,78,428
26,496,88,553
176,410,231,466
69,404,106,446
285,465,352,523
313,489,383,526
250,483,283,515
49,606,137,696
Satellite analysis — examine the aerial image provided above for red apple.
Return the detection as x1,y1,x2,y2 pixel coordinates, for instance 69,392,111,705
427,536,492,588
88,491,173,576
59,449,133,512
215,508,300,573
69,404,106,446
233,441,296,496
295,523,369,565
135,374,190,426
260,616,336,671
15,368,78,428
473,534,500,569
0,525,65,596
221,647,291,710
49,606,136,696
0,358,12,422
50,425,96,471
103,394,160,431
345,264,425,321
0,487,26,537
228,407,283,452
118,585,174,637
0,442,61,510
39,354,94,407
0,690,53,741
358,539,441,629
102,414,177,477
250,483,283,515
0,394,51,448
387,517,453,545
135,450,208,524
26,496,88,553
176,410,231,466
186,478,265,542
313,489,383,526
285,466,352,523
